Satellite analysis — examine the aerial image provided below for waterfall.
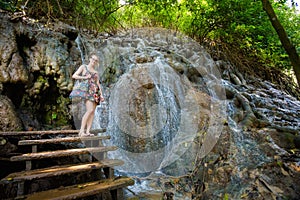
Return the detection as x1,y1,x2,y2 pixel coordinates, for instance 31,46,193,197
106,56,193,175
71,27,300,198
75,35,85,63
88,28,226,178
75,27,229,197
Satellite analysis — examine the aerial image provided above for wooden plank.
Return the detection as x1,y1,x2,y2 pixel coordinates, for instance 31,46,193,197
32,145,37,153
0,157,10,161
17,182,24,196
111,188,124,200
26,161,32,170
25,177,134,200
103,167,115,179
18,136,111,146
10,146,118,162
0,129,106,136
1,159,124,182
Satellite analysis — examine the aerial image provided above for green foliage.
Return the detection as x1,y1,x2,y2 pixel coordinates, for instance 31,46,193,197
64,0,120,31
0,0,17,12
223,193,230,200
116,0,298,70
1,0,120,32
0,0,298,73
117,0,180,28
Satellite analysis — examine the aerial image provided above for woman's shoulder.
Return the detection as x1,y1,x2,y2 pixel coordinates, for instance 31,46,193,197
79,64,87,69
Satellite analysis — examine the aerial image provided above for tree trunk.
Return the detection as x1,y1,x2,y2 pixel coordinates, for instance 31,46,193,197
261,0,300,86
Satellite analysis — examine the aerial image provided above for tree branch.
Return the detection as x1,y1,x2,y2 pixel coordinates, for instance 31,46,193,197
261,0,300,86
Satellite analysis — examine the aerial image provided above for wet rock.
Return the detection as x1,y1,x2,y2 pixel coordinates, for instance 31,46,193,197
0,13,18,83
230,72,242,85
0,12,81,129
270,131,299,150
18,108,41,131
0,95,23,131
294,136,300,149
7,52,28,83
0,141,17,156
163,191,174,200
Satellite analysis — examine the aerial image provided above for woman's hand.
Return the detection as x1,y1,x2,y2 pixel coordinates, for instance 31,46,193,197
85,74,91,79
100,95,105,102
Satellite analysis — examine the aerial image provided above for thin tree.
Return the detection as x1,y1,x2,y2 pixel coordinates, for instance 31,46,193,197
261,0,300,86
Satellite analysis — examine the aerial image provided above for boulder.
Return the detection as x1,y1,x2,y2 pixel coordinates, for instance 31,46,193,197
0,95,23,131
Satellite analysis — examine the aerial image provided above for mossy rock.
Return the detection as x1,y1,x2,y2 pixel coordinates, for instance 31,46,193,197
270,131,299,150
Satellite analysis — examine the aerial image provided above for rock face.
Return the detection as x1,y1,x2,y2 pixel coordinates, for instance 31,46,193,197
0,11,80,130
0,95,22,131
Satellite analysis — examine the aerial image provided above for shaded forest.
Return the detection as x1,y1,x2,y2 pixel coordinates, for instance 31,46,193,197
1,0,299,96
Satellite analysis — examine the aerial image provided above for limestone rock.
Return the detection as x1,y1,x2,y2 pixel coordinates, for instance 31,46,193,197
0,95,23,131
0,13,18,83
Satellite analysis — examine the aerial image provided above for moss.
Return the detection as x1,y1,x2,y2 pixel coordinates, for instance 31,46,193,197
41,95,72,128
37,76,48,83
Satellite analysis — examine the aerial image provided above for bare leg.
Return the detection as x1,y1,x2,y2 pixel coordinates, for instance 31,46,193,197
79,100,95,136
86,102,97,134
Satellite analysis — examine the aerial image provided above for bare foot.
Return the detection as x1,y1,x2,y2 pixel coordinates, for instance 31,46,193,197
85,132,95,136
79,130,85,137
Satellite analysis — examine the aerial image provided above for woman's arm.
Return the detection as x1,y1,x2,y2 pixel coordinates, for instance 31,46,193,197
72,65,90,80
96,75,103,96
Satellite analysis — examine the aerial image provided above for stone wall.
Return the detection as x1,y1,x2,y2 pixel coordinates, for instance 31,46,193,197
0,11,80,130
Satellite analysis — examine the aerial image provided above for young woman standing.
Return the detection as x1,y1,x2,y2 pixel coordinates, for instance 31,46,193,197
70,53,104,136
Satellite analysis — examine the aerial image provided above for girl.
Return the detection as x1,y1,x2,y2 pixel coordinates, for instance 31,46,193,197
70,53,104,136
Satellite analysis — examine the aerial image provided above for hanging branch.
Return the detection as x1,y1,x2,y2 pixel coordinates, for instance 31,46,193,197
23,0,30,8
55,0,64,15
261,0,300,87
90,0,126,29
46,0,51,22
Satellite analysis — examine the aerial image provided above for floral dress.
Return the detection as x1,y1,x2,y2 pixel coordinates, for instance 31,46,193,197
70,65,101,104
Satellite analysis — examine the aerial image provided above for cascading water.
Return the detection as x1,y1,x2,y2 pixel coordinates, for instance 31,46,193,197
75,34,86,64
83,28,226,197
222,83,269,198
71,27,300,199
107,58,185,174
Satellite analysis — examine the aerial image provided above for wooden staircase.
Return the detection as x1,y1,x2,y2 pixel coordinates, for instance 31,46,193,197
0,129,134,200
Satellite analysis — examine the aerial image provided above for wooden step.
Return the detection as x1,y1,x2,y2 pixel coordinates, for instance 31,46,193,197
0,129,106,136
10,146,118,162
18,135,111,145
1,159,124,182
25,177,135,200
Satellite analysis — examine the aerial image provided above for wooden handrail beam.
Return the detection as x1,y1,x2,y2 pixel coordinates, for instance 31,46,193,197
10,146,118,162
0,129,106,136
25,177,134,200
18,136,111,145
1,159,124,182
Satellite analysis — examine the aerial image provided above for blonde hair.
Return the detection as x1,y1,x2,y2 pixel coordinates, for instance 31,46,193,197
89,53,98,59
